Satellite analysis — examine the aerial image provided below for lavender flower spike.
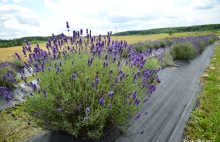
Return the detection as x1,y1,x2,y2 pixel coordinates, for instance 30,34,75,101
108,91,114,97
86,107,90,113
66,21,69,29
57,108,62,113
84,117,88,121
135,113,142,120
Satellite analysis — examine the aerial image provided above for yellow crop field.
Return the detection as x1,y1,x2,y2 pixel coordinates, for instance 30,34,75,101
0,30,219,61
0,43,47,61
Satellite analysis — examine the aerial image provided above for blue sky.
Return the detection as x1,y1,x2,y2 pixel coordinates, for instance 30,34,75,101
0,0,220,39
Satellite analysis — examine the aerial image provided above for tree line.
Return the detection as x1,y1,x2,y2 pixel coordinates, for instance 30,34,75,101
0,35,62,48
113,24,220,36
1,24,220,48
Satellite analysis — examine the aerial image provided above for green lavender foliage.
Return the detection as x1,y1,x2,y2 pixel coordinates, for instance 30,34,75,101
25,53,156,139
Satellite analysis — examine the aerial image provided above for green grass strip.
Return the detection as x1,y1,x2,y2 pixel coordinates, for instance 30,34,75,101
184,42,220,141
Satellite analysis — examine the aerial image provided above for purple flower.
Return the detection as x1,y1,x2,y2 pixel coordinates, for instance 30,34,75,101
148,84,156,94
0,86,13,101
21,88,24,93
15,53,21,60
96,77,99,86
43,51,48,57
30,82,34,87
57,108,62,113
24,40,30,46
115,76,118,83
71,74,77,79
2,75,7,82
136,99,141,105
109,69,113,75
91,81,95,88
103,61,109,68
88,58,93,67
32,53,37,61
108,91,114,97
156,76,160,83
29,92,33,96
37,78,40,82
48,67,51,72
33,84,37,91
66,21,69,29
73,31,76,37
117,61,120,67
29,54,33,62
143,97,150,103
133,74,137,82
54,63,57,68
59,61,62,66
34,63,38,71
99,96,105,107
84,117,88,121
135,113,142,120
132,91,137,100
120,73,125,81
86,107,90,113
113,56,116,62
56,67,60,73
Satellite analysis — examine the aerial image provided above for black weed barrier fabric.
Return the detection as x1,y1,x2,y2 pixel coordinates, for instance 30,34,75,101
116,42,218,142
24,42,217,142
25,127,122,142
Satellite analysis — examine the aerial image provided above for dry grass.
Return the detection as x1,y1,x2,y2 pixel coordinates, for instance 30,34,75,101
0,104,42,142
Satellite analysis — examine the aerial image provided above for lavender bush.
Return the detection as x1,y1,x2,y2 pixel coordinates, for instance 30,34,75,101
10,22,160,139
159,51,174,67
170,34,219,60
129,40,171,69
171,42,198,60
25,53,159,138
133,44,146,53
132,39,169,54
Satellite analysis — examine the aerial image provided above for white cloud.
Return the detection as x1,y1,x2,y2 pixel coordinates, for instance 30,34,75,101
0,4,42,39
13,0,24,2
12,0,41,2
0,0,220,39
0,0,7,3
191,0,219,9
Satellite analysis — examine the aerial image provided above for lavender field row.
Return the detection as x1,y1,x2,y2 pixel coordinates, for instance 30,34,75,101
0,22,219,141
